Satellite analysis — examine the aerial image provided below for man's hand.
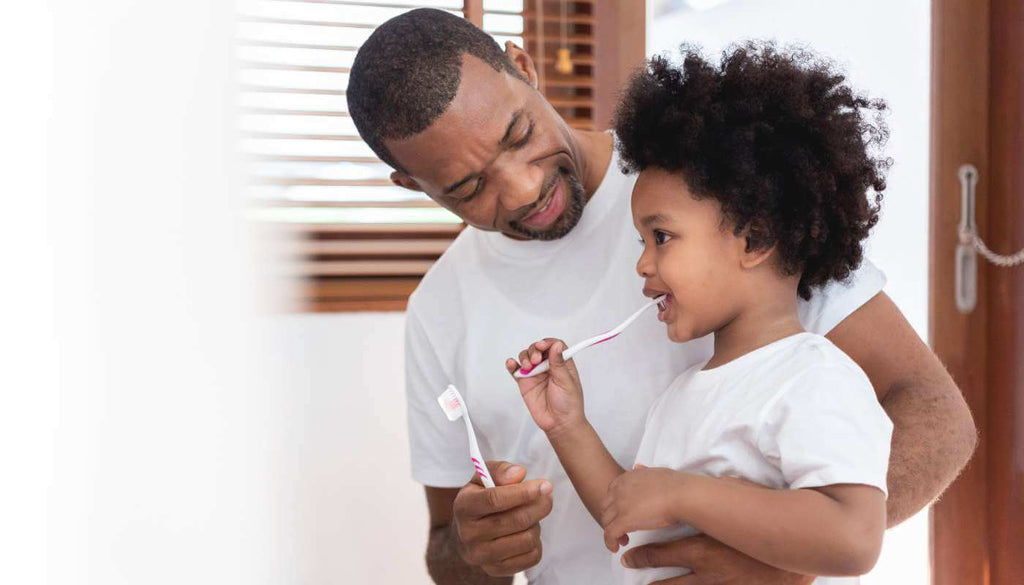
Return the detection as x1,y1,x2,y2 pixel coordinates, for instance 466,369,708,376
451,461,553,577
621,534,816,585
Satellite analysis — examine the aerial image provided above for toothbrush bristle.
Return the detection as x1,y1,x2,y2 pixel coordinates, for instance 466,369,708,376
437,386,466,421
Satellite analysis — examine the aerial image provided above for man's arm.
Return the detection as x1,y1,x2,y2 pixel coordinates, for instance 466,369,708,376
827,292,977,525
424,462,552,584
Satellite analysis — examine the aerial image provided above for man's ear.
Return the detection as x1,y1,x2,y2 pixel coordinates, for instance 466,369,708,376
739,218,776,270
505,41,539,89
390,171,423,192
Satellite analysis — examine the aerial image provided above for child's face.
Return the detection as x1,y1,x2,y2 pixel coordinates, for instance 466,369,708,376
631,168,749,343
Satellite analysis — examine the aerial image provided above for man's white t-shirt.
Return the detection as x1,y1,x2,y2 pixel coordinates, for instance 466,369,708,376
405,148,887,585
613,333,893,585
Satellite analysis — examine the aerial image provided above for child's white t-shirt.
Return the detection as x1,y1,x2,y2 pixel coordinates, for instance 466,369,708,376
614,332,893,585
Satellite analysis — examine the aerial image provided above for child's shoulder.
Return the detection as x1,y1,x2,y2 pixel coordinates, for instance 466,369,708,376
743,332,871,394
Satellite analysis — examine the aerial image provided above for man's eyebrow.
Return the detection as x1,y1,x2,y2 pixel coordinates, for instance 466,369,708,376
640,213,670,227
443,108,525,195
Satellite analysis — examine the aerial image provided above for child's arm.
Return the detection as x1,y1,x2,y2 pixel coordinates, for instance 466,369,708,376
507,339,625,525
602,469,886,576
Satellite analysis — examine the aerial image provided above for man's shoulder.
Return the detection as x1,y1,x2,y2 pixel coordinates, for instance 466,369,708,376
407,227,480,316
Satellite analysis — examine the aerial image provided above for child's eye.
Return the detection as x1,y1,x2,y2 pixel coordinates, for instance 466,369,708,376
653,230,672,245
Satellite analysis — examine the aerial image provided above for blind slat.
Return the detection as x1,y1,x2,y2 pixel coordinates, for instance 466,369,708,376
237,39,360,51
242,85,347,95
243,132,363,140
242,107,351,117
237,15,378,29
240,61,351,73
250,154,380,163
292,259,437,277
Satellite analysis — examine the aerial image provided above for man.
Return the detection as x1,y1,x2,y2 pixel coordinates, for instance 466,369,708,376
347,8,976,585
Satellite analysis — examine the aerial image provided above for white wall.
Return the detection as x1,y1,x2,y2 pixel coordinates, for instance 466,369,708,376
264,311,434,584
646,1,932,583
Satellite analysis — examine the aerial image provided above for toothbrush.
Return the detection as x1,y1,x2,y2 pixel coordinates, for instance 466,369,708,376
437,384,496,488
514,295,665,379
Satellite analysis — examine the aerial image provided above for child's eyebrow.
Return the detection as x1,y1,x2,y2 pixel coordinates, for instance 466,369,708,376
640,213,670,227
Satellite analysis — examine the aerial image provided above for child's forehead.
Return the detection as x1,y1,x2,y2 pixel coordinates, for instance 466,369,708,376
631,169,721,221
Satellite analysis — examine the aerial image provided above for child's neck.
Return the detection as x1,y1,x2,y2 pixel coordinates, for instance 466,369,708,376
705,287,805,370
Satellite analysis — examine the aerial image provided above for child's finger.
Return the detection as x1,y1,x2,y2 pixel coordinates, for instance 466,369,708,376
604,524,624,552
633,463,647,470
506,358,520,376
518,348,531,367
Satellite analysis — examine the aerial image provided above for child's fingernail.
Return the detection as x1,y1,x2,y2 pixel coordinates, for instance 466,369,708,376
539,481,553,495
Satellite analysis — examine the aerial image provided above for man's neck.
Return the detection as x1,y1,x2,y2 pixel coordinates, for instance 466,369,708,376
572,129,614,202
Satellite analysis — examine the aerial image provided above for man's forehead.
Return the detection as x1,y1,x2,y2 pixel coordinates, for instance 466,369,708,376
387,55,524,179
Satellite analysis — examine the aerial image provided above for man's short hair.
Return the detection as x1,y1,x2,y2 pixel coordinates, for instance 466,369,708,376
347,8,523,173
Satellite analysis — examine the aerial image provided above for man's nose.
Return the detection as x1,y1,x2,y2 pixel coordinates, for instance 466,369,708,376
495,164,545,212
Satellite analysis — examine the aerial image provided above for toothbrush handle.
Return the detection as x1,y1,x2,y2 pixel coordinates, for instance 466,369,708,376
463,413,496,488
512,336,600,379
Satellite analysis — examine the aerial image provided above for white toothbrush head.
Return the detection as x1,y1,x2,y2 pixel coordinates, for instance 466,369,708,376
437,384,465,422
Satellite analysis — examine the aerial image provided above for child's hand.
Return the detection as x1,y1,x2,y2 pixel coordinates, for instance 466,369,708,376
506,338,586,437
601,465,688,552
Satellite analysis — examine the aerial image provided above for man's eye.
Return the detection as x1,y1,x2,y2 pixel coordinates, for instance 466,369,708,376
458,179,484,204
510,122,534,150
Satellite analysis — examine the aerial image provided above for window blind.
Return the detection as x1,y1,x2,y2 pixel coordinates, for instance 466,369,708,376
239,0,598,311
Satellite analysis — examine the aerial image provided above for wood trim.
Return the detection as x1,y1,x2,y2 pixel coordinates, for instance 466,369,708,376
930,0,1024,583
464,0,484,27
983,0,1024,581
593,0,646,130
929,1,990,582
291,277,421,313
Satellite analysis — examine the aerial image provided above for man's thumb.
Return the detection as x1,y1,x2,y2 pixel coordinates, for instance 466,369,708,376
488,461,527,486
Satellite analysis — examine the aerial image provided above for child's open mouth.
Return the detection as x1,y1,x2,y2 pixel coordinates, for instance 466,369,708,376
657,294,673,322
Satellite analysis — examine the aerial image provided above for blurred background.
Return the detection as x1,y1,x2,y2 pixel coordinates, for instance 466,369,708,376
4,1,1019,584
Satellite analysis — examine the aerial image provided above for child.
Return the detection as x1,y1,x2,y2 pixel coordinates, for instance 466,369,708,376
507,43,893,584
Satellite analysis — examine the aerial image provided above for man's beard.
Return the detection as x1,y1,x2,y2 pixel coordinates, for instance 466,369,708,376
508,169,587,241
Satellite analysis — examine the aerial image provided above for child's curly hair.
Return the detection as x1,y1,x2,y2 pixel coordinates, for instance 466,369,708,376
614,42,890,299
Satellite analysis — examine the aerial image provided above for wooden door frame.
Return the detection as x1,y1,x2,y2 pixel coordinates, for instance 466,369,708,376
929,0,1024,583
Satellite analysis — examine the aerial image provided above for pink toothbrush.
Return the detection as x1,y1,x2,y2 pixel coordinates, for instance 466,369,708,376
514,295,665,379
437,384,495,488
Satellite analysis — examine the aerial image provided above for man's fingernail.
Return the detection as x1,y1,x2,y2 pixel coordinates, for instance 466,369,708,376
506,465,523,477
621,554,634,568
539,481,553,495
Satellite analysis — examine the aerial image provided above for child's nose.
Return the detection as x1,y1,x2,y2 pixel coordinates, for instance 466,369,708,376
636,248,655,278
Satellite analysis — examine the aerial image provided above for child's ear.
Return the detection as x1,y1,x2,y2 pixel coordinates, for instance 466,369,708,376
739,218,776,270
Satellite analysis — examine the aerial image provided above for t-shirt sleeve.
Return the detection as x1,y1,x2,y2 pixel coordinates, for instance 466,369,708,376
405,303,474,488
799,258,887,335
756,363,893,495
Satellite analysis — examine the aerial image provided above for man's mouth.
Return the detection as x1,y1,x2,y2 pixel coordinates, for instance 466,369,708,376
519,178,565,229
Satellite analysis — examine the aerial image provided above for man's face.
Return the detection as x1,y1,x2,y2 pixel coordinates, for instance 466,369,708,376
386,52,587,240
